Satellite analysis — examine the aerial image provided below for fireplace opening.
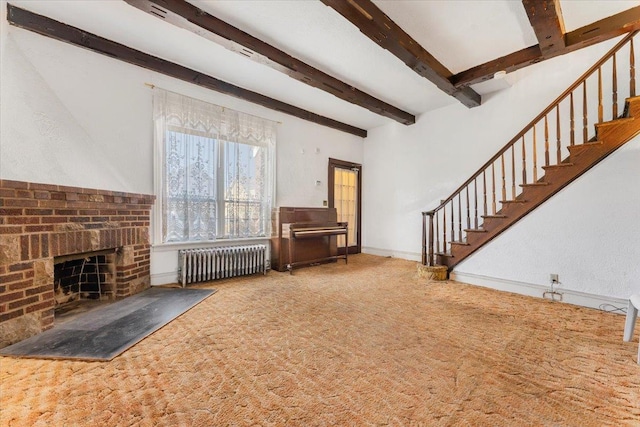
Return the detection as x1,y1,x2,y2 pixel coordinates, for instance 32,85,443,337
53,249,117,318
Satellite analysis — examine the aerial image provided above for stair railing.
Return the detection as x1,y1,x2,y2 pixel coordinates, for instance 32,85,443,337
422,31,638,267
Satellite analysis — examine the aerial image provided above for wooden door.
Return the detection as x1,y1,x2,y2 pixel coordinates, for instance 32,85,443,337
328,158,362,254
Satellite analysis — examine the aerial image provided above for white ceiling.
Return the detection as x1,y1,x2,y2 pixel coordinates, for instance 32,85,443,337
6,0,639,133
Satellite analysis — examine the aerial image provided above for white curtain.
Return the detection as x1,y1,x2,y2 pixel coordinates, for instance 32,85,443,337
154,89,276,243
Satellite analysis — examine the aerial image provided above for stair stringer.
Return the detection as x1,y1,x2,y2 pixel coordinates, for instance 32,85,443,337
439,96,640,270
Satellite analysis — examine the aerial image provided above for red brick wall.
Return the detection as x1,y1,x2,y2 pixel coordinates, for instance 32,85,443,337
0,180,155,347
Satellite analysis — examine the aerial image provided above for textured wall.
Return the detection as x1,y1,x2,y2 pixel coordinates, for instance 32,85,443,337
0,11,153,193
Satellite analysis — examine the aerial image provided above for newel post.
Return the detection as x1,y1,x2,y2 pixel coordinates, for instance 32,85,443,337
422,210,435,266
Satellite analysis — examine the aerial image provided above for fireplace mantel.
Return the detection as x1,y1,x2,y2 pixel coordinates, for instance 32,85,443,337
0,180,155,347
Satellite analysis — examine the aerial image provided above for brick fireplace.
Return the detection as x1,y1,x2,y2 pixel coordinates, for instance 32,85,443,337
0,180,155,347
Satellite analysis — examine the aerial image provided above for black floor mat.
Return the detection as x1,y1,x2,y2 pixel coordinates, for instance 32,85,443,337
0,287,216,361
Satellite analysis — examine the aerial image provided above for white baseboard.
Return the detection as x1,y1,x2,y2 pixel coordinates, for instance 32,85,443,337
151,271,178,286
450,271,628,314
362,246,421,262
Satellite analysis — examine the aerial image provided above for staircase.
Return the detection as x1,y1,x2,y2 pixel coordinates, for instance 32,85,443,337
422,32,640,271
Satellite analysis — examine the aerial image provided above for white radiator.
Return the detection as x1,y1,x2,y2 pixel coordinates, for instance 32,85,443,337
178,244,267,286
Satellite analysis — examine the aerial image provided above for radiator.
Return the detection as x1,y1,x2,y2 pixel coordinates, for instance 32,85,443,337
178,244,267,286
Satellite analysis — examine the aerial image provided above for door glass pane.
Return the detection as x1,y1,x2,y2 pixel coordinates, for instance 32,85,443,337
334,168,358,247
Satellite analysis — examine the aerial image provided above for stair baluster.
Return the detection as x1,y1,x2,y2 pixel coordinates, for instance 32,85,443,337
491,163,497,214
556,105,562,164
450,200,455,245
544,115,550,167
442,204,446,253
501,154,507,203
474,178,479,229
532,125,538,182
521,136,527,185
511,146,516,200
631,38,636,97
583,81,588,143
613,53,618,118
598,67,604,123
465,187,471,231
570,92,575,145
482,170,487,218
435,210,440,257
457,194,462,241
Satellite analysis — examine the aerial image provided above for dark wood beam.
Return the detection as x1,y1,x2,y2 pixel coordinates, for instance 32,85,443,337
320,0,481,108
6,3,367,138
565,6,640,48
452,46,544,87
124,0,415,126
522,0,565,54
453,6,640,87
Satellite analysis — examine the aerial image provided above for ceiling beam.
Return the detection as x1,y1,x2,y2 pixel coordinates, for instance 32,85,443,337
124,0,415,126
522,0,565,54
565,5,640,47
320,0,481,108
6,4,367,138
453,6,640,87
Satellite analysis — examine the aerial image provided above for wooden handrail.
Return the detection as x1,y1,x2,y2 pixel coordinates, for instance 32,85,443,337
433,31,637,210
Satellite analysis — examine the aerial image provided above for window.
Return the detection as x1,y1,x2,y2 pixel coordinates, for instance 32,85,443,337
154,90,276,243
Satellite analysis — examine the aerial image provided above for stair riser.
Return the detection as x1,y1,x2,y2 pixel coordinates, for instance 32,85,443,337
465,232,486,246
566,144,602,157
479,216,511,233
597,116,640,145
569,141,621,165
624,98,640,116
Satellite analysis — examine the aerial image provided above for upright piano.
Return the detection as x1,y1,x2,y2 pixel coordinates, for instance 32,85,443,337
271,207,348,273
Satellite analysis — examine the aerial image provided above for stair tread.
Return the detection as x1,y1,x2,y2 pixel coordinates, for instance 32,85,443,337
520,182,549,187
596,117,635,127
571,141,604,147
435,252,453,257
482,214,507,219
450,241,470,246
501,199,527,203
464,228,487,233
542,163,574,169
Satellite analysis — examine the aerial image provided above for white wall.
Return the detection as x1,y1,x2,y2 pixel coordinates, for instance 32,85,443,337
0,6,363,285
454,134,640,300
362,37,639,301
0,12,152,193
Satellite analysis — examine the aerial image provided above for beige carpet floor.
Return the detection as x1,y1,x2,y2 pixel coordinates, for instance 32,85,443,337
1,254,638,426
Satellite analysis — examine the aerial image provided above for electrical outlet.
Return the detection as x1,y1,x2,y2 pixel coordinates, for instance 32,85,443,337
550,273,559,283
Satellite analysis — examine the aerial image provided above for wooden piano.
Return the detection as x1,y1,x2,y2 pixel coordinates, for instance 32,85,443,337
271,207,348,273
